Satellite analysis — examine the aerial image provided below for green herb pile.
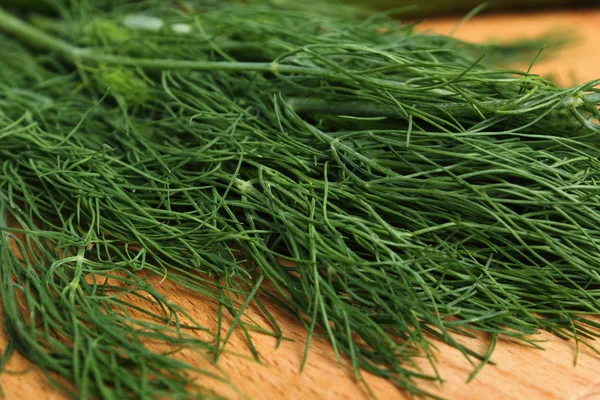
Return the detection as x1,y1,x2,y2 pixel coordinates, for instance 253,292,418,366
1,1,600,399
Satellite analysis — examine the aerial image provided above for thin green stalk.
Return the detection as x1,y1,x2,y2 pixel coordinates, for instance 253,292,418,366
0,7,454,95
288,92,599,118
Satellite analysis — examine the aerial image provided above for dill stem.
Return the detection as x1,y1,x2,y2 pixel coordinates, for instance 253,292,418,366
0,7,281,74
0,7,456,95
288,96,587,118
0,6,77,57
6,5,594,118
0,7,280,72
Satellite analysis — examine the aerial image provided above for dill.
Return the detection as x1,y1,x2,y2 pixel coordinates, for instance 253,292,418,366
1,1,600,399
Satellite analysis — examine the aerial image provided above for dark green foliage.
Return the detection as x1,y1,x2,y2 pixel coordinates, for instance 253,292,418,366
1,1,600,399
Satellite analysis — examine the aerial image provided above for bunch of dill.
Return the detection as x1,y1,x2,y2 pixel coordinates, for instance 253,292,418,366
1,1,600,399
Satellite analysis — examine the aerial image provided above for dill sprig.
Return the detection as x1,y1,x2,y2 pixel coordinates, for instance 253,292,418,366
1,1,600,399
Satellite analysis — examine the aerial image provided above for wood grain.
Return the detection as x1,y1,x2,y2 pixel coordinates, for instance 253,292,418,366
418,9,600,86
2,8,600,400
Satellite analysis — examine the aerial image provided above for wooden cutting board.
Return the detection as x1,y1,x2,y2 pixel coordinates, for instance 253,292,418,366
2,8,600,400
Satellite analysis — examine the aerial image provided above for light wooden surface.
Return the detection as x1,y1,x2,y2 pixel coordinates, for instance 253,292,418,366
2,8,600,400
418,8,600,86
